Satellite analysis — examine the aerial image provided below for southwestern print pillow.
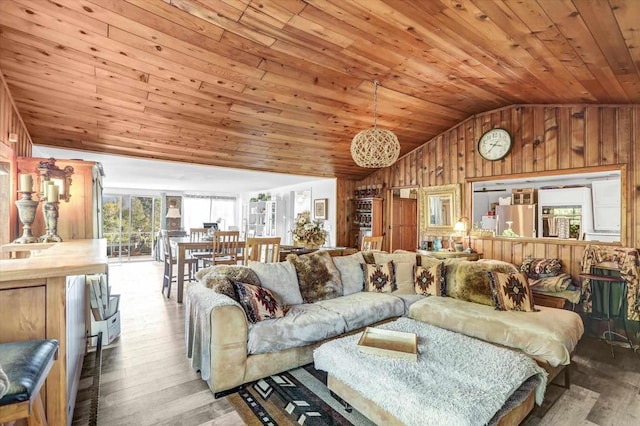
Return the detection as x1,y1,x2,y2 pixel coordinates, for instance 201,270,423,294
362,262,396,293
413,263,445,296
487,271,538,312
520,257,563,279
233,281,285,323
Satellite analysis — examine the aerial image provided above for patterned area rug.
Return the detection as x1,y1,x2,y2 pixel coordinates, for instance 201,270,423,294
228,364,373,426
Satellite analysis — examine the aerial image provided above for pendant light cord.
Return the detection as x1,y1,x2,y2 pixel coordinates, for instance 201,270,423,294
373,80,379,130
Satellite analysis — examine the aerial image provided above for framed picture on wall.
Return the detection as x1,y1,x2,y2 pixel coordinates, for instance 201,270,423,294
314,198,328,220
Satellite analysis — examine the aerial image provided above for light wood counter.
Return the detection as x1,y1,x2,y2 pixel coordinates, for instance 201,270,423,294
0,239,107,280
0,239,107,426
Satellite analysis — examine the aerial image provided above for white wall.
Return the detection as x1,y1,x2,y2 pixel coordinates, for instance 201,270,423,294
241,178,337,246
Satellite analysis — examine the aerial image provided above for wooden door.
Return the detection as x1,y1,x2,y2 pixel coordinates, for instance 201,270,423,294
391,197,417,251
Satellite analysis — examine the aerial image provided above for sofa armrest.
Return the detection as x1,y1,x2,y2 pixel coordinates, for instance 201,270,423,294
185,282,249,394
209,304,249,393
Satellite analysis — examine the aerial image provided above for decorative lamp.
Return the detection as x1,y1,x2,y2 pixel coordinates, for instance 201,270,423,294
166,201,181,231
350,80,400,168
454,217,475,253
166,206,181,219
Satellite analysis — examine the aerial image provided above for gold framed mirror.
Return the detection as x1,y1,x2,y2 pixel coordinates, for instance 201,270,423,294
418,184,461,236
38,158,74,202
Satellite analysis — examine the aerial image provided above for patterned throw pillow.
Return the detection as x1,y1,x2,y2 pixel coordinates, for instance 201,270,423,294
362,262,396,293
419,257,448,296
520,257,563,279
374,252,417,294
414,263,445,296
233,281,285,323
487,271,538,312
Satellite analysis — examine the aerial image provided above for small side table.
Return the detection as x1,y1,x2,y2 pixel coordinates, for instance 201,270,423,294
416,250,482,261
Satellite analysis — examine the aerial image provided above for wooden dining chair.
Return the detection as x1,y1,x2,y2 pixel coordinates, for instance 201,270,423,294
203,231,241,267
189,227,208,242
189,227,211,268
162,232,198,299
361,235,383,251
244,237,281,264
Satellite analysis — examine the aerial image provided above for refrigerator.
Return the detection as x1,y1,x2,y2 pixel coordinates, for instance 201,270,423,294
495,204,536,238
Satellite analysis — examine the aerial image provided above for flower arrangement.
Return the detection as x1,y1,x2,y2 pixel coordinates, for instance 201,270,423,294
292,211,327,248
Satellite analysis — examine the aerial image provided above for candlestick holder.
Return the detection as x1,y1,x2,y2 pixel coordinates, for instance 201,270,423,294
39,201,63,242
13,191,39,244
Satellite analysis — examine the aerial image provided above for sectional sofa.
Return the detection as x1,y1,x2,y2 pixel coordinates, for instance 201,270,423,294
185,250,584,396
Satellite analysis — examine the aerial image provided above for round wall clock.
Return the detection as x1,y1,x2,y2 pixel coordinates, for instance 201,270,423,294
477,128,512,161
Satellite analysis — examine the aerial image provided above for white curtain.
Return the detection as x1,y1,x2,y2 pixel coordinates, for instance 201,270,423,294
182,196,237,231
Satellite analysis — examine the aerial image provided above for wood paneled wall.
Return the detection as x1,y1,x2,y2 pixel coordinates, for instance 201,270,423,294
1,69,32,248
339,105,639,280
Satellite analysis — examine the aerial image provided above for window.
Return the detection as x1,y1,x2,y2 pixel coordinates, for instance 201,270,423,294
103,194,161,260
182,195,237,231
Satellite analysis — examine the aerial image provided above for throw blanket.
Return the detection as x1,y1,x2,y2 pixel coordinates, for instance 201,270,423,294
529,273,572,292
314,318,547,426
0,365,9,399
185,282,241,389
580,245,640,321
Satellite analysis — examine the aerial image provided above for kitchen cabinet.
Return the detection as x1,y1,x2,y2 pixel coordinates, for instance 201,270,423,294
591,180,621,231
0,239,107,426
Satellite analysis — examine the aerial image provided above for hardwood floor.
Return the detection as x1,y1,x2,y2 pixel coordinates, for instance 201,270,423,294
73,261,640,426
72,261,242,426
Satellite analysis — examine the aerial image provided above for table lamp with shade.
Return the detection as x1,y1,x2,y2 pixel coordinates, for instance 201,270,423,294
166,202,181,231
454,217,474,253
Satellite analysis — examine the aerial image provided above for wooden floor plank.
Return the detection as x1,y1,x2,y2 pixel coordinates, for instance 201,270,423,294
534,385,599,425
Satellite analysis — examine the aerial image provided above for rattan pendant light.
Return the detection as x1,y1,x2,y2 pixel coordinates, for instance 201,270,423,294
350,80,400,168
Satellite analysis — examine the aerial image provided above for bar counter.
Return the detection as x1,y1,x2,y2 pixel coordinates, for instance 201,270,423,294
0,239,108,426
1,238,107,280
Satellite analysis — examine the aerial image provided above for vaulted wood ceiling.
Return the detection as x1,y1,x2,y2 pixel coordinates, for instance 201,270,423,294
0,0,638,180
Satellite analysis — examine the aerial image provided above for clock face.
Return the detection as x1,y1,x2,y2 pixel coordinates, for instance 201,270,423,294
478,128,512,161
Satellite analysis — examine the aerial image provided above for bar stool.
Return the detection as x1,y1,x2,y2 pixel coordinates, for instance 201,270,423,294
580,264,634,357
0,340,59,426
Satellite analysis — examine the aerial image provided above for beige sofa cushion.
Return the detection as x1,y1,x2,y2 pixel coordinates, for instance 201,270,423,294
316,292,405,331
247,303,346,355
409,296,584,366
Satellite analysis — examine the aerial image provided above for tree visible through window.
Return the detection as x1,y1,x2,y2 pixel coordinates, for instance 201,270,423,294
103,194,161,259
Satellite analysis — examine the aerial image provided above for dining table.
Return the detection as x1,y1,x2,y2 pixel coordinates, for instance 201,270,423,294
278,246,358,261
168,236,246,303
169,237,210,303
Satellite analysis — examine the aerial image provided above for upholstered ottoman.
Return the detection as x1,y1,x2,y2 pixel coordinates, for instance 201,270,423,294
314,318,546,426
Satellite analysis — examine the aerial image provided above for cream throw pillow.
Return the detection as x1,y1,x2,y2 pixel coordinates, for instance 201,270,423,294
332,252,366,295
248,260,303,306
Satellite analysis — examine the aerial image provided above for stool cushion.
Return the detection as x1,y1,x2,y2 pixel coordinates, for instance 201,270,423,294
0,340,58,406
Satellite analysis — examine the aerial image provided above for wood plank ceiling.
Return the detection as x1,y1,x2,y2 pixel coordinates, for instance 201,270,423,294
0,0,638,180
